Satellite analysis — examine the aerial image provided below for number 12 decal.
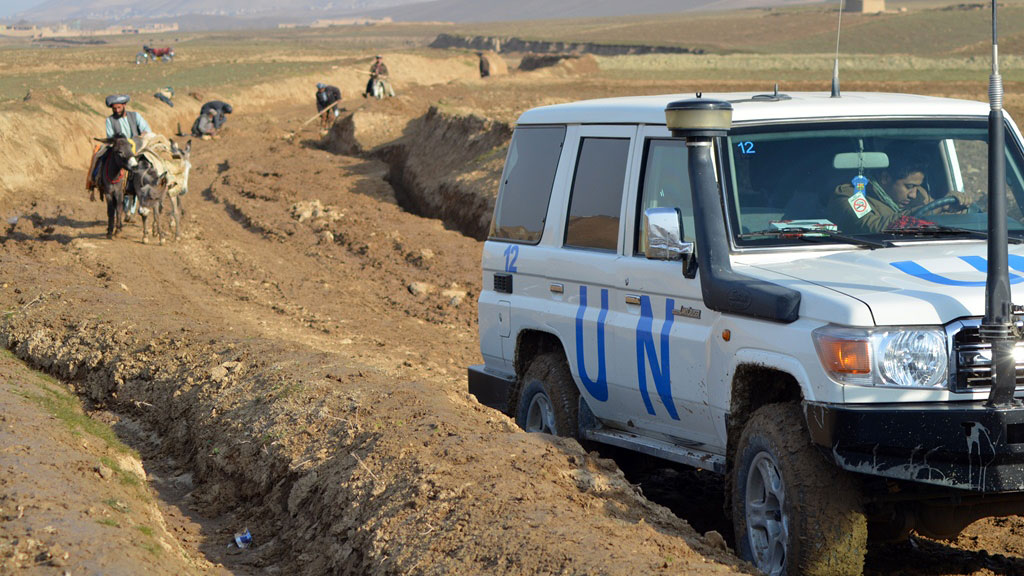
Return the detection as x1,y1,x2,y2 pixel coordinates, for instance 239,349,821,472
503,245,519,273
736,141,756,154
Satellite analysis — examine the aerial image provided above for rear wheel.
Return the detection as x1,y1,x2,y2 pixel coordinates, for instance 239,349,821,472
516,352,579,437
732,403,866,576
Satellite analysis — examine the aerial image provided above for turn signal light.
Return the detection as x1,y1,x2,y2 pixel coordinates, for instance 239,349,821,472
816,336,870,374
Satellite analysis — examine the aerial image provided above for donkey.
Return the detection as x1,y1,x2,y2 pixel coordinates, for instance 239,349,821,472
133,139,191,244
93,136,139,239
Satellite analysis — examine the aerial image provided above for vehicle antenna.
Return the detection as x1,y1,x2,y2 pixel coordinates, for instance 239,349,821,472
831,0,844,97
983,0,1019,407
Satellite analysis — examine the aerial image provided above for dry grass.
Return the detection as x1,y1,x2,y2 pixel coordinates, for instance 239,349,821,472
596,52,1024,83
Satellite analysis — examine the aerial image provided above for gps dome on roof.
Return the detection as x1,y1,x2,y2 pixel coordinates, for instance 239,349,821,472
664,97,732,137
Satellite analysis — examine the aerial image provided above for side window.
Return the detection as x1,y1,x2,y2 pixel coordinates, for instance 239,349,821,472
489,126,566,243
635,139,694,254
950,134,1024,222
564,137,630,251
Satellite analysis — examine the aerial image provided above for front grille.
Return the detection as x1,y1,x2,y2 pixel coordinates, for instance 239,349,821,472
952,323,1024,391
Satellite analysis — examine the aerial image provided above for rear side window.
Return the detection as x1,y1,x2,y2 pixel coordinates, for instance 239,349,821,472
565,138,630,251
489,126,566,243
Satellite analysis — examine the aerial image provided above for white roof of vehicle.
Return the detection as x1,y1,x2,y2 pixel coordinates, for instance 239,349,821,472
516,91,992,126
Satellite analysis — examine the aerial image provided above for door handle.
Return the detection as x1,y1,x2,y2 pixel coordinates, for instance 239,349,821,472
549,283,564,294
625,294,641,305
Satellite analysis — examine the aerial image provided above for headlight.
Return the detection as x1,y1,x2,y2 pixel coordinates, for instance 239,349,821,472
878,331,947,388
813,326,948,388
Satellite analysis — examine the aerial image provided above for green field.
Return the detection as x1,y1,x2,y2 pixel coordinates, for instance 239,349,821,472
0,26,445,101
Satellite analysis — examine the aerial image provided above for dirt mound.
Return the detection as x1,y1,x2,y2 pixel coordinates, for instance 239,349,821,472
519,53,601,76
326,109,406,156
556,53,600,75
519,53,574,71
479,50,509,77
379,106,512,239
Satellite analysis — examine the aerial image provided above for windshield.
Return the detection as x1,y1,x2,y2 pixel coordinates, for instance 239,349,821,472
725,120,1024,247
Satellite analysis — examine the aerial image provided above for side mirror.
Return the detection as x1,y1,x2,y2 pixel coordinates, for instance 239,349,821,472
643,207,694,263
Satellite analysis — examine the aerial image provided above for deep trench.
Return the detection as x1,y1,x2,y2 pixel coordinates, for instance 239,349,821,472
380,150,491,239
328,107,506,242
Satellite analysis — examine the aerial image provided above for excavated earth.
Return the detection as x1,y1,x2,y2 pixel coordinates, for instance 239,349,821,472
3,51,1024,575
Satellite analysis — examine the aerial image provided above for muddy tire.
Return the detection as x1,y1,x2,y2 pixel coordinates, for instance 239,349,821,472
732,403,866,576
516,352,579,437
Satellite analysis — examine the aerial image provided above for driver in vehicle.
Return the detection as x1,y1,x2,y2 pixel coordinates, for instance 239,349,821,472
826,152,978,233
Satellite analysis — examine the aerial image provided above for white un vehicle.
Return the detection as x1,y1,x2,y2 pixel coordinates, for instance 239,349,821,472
469,88,1024,575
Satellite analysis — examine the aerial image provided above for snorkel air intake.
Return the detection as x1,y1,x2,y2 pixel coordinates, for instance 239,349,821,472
664,97,800,323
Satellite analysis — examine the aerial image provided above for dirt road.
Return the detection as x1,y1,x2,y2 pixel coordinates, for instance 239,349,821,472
3,57,1024,575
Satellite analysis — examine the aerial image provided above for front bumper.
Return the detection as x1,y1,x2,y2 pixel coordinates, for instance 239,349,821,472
805,401,1024,492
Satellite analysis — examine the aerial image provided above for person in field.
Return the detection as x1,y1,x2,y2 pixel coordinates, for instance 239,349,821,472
315,83,342,130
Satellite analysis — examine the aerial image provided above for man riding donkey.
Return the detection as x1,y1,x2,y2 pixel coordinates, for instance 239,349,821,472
364,55,394,98
84,95,151,237
86,95,151,200
86,93,192,239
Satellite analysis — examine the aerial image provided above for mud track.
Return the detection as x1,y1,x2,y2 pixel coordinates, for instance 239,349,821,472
4,66,1024,574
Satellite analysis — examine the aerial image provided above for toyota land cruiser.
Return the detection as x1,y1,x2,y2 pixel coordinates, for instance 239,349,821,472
469,89,1024,575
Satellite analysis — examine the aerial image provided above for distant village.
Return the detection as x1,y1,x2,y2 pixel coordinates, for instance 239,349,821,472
278,17,392,28
0,21,178,38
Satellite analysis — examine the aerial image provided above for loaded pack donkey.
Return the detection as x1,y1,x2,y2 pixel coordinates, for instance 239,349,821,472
132,136,191,244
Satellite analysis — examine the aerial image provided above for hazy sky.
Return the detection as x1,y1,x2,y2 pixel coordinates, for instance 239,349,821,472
0,0,48,18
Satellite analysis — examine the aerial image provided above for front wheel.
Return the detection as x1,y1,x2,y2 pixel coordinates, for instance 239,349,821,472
515,352,579,437
732,403,866,576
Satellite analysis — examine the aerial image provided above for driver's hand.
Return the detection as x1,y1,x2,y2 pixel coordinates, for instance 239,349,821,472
948,190,981,210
